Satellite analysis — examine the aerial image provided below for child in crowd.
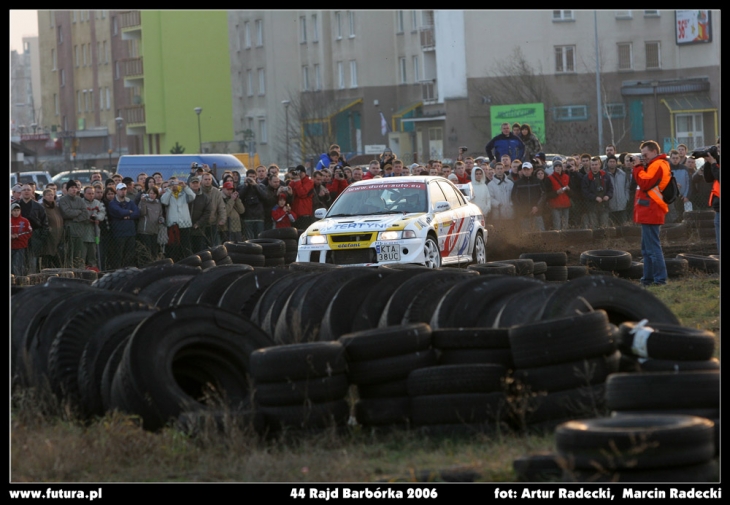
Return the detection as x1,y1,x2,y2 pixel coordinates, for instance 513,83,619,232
11,202,32,276
272,194,297,228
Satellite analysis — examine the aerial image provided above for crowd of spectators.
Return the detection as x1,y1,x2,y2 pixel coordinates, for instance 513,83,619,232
10,133,719,274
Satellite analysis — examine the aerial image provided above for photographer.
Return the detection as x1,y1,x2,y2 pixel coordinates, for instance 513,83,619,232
239,169,268,240
272,194,297,228
220,181,245,243
312,171,332,211
327,166,349,199
137,186,163,261
379,147,396,171
698,138,720,254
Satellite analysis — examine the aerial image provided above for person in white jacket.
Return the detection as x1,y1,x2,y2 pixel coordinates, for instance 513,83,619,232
160,177,196,261
470,165,492,220
487,161,515,229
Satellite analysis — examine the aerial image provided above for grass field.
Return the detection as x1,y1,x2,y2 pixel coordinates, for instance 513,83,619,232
10,273,720,483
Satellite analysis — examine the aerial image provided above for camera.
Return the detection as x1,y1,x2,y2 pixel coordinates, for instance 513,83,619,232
691,145,718,159
459,146,468,152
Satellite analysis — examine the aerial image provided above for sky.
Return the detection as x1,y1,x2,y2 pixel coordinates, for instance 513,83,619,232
10,10,38,52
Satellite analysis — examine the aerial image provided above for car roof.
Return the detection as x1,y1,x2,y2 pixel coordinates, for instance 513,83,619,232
348,175,447,188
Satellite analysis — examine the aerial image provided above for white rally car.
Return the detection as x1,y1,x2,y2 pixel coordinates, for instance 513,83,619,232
296,176,487,268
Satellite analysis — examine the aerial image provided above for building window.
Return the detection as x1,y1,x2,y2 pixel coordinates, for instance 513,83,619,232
61,69,65,86
101,10,106,19
552,10,574,21
75,45,79,67
411,10,419,31
553,105,588,121
72,10,77,23
244,22,251,48
554,45,575,73
399,57,407,83
258,68,265,95
77,90,82,113
615,10,632,19
82,44,87,66
314,64,322,90
413,56,420,82
54,93,59,115
335,12,342,40
312,14,319,42
645,41,661,69
235,25,241,51
104,41,108,63
58,26,63,44
52,48,57,70
617,43,632,70
259,118,267,144
350,60,358,88
247,70,253,96
115,61,120,79
89,90,93,112
644,10,660,17
603,103,626,119
300,16,307,43
106,87,111,110
397,11,404,33
113,16,117,36
348,11,355,37
302,66,310,91
337,61,344,89
97,42,101,65
100,88,104,110
255,19,263,46
50,11,54,28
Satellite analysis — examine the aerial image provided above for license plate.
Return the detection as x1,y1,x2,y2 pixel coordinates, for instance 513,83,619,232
376,244,400,262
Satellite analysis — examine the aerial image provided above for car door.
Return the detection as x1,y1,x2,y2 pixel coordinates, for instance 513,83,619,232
436,180,470,260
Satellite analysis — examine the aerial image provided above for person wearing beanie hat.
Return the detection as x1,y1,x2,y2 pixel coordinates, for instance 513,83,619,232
520,124,543,165
511,161,545,232
219,179,245,242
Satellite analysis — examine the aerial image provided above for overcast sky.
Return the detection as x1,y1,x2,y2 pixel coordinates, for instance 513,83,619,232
10,10,38,52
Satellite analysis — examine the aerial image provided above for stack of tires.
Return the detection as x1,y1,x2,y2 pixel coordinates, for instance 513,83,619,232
675,253,720,274
224,241,266,267
684,210,716,240
250,342,351,433
432,328,513,369
556,415,718,482
507,311,618,432
259,228,299,264
246,238,286,267
579,249,633,277
663,256,689,278
341,324,435,429
519,252,568,283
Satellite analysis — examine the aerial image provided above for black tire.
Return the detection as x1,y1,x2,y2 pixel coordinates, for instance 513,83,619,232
246,238,285,258
617,321,716,361
173,264,256,306
519,252,567,267
438,348,513,368
676,253,719,274
357,379,409,399
284,252,299,264
466,262,516,276
259,227,299,240
136,275,198,306
143,258,174,268
254,373,350,406
422,236,441,269
90,267,141,290
605,371,719,411
250,272,311,329
346,349,437,385
47,300,154,407
100,336,131,412
509,310,616,369
544,266,568,282
532,261,547,275
490,285,559,329
407,364,507,396
319,271,394,341
638,357,719,372
471,231,487,265
263,256,285,267
201,260,217,270
566,265,589,280
355,397,410,426
432,328,510,350
116,264,202,296
223,241,263,255
339,323,432,361
683,210,716,221
77,310,158,419
282,239,299,252
215,256,233,266
497,259,534,276
196,266,256,306
615,261,644,280
537,275,680,326
555,415,715,470
195,250,213,262
287,262,341,272
177,254,203,267
110,305,274,431
660,222,688,241
579,249,633,271
217,268,294,319
664,257,689,278
411,392,506,426
249,342,347,383
513,351,620,393
228,252,266,267
207,245,229,262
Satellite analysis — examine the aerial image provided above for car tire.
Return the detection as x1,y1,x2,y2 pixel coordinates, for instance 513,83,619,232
423,236,441,269
471,232,487,265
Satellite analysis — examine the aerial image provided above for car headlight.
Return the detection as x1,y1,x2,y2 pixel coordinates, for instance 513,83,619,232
307,235,327,245
378,230,417,240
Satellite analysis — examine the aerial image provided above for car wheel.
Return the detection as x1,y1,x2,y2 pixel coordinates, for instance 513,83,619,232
423,236,441,269
472,232,487,265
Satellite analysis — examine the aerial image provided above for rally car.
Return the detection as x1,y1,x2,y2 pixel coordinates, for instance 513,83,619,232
296,176,487,268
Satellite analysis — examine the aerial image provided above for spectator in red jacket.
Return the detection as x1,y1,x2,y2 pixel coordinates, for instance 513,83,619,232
327,166,349,200
11,202,32,276
289,165,315,229
543,158,572,230
272,194,297,228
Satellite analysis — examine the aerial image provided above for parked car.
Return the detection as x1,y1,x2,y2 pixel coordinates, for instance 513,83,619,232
10,170,53,188
51,169,113,193
297,176,487,268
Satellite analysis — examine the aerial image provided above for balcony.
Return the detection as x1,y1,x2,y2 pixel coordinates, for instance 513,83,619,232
121,57,143,78
121,105,145,125
420,26,435,50
421,79,437,103
119,10,141,29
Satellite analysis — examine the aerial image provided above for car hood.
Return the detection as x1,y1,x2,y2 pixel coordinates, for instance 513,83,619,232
312,213,428,234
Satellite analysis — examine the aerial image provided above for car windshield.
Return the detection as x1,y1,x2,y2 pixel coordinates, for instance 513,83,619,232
327,182,428,217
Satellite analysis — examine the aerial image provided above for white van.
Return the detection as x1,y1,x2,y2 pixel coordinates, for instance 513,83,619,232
10,171,53,188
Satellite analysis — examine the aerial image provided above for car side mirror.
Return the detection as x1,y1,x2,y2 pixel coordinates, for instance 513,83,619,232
434,201,451,213
314,208,327,219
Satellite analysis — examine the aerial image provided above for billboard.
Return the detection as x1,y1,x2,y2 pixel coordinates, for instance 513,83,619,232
676,10,712,45
489,103,546,144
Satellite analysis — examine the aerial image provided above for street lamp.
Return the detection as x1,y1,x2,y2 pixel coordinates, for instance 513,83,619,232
194,107,203,153
115,117,124,157
282,100,291,167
